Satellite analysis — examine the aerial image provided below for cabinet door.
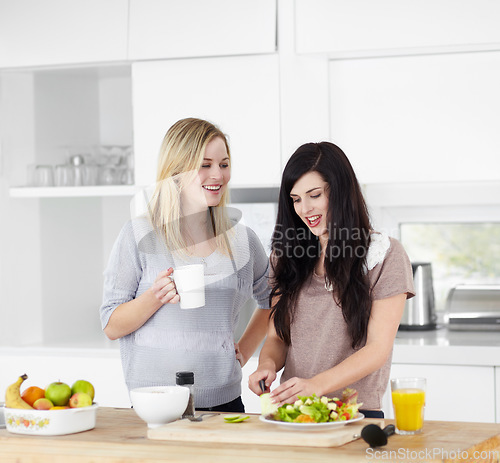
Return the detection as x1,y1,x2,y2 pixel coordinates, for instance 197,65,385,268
0,0,128,68
384,364,495,423
329,52,500,184
129,0,276,60
132,55,281,188
296,0,500,55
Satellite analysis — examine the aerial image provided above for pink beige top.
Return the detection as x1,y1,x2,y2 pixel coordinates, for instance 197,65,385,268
280,235,415,410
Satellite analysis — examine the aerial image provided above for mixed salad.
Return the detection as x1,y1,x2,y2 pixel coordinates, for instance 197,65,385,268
261,388,362,423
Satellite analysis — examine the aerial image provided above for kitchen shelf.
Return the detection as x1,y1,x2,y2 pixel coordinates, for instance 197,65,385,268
9,185,140,198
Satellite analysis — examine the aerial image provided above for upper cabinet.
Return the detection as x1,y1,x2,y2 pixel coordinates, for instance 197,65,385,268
329,51,500,184
0,0,129,68
132,55,281,188
295,0,500,56
0,0,277,68
128,0,277,60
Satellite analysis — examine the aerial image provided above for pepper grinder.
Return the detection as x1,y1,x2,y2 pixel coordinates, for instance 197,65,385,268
176,371,195,417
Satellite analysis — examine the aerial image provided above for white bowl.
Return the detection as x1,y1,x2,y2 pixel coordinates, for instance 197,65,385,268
4,404,98,436
130,386,189,428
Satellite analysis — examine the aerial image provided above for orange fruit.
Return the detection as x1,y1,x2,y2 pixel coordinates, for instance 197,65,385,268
21,386,45,407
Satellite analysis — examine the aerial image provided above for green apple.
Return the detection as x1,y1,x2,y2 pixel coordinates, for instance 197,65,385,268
69,392,92,408
71,379,95,401
45,382,72,406
33,398,54,410
260,393,278,416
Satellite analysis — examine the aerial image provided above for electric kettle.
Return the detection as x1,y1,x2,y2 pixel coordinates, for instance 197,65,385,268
399,262,437,330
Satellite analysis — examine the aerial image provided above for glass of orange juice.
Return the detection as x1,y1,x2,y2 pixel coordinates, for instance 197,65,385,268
390,377,426,435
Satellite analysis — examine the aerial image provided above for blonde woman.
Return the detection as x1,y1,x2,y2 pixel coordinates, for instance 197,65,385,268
100,118,270,412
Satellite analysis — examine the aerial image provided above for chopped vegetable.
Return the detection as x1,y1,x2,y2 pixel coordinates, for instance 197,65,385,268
263,389,362,424
223,414,250,423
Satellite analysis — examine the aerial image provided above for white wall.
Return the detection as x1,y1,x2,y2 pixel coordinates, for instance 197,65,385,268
98,69,133,147
0,74,43,346
40,198,104,344
35,70,100,167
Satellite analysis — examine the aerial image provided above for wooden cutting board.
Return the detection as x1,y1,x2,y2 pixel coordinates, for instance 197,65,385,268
148,414,383,448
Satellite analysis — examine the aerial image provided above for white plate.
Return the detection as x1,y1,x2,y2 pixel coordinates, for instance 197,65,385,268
259,413,364,430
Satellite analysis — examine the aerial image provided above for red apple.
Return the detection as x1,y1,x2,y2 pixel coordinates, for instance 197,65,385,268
33,398,54,410
71,379,95,401
69,392,92,408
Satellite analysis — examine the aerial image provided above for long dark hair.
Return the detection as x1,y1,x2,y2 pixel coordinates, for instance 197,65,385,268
270,142,372,349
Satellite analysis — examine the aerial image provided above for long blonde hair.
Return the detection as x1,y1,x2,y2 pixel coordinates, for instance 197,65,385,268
148,118,232,255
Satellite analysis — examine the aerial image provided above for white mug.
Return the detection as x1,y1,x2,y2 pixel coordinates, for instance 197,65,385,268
173,264,205,309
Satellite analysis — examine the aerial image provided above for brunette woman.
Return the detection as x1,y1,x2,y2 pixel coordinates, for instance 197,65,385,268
249,142,414,418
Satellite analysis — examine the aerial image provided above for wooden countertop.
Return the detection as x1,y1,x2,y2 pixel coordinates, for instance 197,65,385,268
0,407,499,463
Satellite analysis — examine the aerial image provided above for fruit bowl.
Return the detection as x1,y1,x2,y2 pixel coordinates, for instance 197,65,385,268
4,404,98,436
130,386,189,428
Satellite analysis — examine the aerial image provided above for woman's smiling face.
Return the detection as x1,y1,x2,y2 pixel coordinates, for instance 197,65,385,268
198,136,231,207
290,171,329,241
181,136,231,212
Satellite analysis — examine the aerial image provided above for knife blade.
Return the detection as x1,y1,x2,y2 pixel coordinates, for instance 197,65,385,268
259,379,266,394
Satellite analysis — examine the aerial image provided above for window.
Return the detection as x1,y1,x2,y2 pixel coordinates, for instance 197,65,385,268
400,223,500,312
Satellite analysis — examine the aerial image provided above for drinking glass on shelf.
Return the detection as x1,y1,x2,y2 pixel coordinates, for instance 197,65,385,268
122,146,134,185
34,165,55,187
85,164,99,186
120,167,134,185
99,166,117,185
54,165,74,187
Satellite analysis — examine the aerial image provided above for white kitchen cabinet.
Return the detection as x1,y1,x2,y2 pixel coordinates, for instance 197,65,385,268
246,359,497,421
128,0,276,61
329,51,500,184
276,0,330,170
132,55,281,188
383,363,496,423
295,0,500,56
0,0,128,68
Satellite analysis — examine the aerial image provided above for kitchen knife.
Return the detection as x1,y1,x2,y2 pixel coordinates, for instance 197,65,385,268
259,380,266,394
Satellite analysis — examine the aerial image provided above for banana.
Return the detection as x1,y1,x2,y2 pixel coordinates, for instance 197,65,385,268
5,373,34,409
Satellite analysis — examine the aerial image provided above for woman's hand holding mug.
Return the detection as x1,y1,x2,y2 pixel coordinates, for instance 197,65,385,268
150,268,180,305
